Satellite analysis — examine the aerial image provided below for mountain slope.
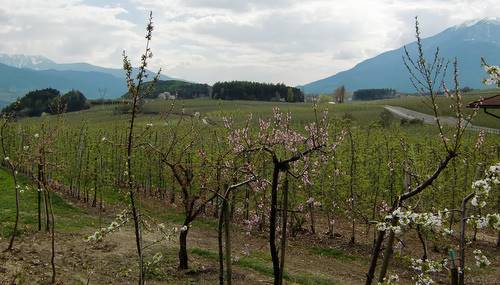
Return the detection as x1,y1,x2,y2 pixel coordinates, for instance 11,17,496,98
0,54,55,69
302,18,500,94
0,63,127,100
0,53,171,81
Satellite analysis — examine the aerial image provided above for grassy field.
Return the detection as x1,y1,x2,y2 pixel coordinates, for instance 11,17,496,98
18,89,499,131
0,169,98,238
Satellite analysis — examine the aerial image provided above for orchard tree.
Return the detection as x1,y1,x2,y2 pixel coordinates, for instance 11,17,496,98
224,107,344,285
121,11,160,284
366,17,480,284
0,115,21,251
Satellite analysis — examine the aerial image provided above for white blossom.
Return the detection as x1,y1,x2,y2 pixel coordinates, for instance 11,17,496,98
473,249,491,267
378,274,399,285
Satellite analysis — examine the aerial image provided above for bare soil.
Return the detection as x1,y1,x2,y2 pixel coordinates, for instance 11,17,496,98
1,193,499,285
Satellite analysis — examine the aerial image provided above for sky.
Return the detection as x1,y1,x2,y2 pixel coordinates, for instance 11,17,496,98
1,0,499,86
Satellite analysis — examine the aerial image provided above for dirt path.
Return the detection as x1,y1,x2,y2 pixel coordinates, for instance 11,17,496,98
384,105,500,134
1,191,499,284
0,199,387,285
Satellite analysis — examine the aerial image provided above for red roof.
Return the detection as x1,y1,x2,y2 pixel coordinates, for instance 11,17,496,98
467,94,500,109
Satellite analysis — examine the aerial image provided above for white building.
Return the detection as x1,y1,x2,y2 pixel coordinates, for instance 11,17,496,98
157,92,176,100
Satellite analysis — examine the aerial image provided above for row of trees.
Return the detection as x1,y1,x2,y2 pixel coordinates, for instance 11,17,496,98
122,80,211,100
2,88,90,117
212,81,304,102
352,88,397,101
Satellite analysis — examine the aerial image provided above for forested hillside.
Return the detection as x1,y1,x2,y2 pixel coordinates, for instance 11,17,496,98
212,81,304,102
122,80,211,99
2,88,89,117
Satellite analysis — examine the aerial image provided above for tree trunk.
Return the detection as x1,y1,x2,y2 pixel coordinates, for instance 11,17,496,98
459,193,474,285
47,191,56,284
269,165,281,285
129,191,144,284
416,225,428,260
92,154,98,207
6,172,20,251
377,230,395,283
278,174,289,285
37,164,43,231
170,174,176,204
367,198,399,285
349,130,356,244
365,230,386,285
179,228,189,270
224,199,232,285
44,189,51,231
308,203,316,235
218,201,225,285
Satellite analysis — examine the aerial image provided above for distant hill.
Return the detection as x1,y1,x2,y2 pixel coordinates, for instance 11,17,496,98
122,80,211,99
0,63,127,100
302,18,500,94
0,54,173,101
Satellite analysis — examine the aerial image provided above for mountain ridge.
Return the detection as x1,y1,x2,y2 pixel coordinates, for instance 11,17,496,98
302,18,500,94
0,54,176,101
0,53,171,81
0,63,129,100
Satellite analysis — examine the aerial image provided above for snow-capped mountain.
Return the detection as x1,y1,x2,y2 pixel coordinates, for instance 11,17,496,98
302,18,500,94
0,63,128,101
0,54,55,69
0,53,171,81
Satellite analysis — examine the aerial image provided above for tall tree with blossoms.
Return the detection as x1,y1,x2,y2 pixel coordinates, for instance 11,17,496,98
366,17,478,284
224,106,344,285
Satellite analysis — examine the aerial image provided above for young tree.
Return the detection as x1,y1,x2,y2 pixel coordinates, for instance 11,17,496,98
217,176,255,285
0,115,21,251
366,17,473,284
121,11,161,284
146,113,224,270
19,114,64,284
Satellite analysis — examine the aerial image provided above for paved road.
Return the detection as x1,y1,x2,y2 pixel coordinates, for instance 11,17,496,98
384,105,500,135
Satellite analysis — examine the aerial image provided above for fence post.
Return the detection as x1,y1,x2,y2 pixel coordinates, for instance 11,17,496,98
449,249,459,285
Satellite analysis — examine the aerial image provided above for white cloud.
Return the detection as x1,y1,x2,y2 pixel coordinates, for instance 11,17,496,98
1,0,499,85
0,0,141,66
